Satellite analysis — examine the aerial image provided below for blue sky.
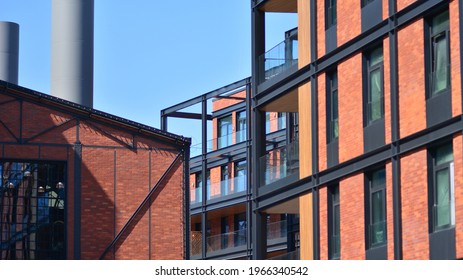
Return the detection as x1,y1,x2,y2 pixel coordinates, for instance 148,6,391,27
0,0,297,144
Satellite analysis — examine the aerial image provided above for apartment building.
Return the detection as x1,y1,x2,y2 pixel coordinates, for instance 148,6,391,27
161,78,299,259
251,0,463,259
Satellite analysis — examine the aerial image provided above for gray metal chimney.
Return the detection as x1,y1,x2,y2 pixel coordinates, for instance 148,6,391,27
0,22,19,84
51,0,94,107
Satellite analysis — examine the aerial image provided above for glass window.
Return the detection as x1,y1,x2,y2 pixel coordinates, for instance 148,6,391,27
361,0,375,7
265,112,271,134
429,10,450,97
236,111,247,143
218,115,232,149
431,142,454,231
329,184,340,259
0,161,66,260
220,165,230,196
326,0,337,29
327,70,339,142
368,168,386,247
277,112,287,130
365,47,384,125
234,160,247,193
234,213,247,247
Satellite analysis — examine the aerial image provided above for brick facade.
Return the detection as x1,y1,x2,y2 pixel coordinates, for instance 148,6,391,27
0,85,187,260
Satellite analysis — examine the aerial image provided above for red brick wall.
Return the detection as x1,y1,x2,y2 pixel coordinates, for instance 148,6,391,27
383,38,392,144
401,149,429,259
338,54,363,163
397,0,417,12
453,135,463,258
398,19,426,138
385,162,394,259
450,0,462,117
383,0,389,21
337,0,361,46
318,73,327,172
319,186,328,260
0,89,186,260
317,0,326,58
340,173,365,259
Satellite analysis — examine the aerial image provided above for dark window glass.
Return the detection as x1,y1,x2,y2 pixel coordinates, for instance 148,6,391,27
329,184,340,259
368,168,386,247
265,112,271,134
195,172,202,203
234,213,247,246
430,143,454,231
326,0,337,29
0,162,66,260
236,111,247,143
220,165,229,196
365,47,384,125
361,0,375,8
327,70,339,142
221,217,229,249
234,160,247,193
218,115,232,148
429,11,450,97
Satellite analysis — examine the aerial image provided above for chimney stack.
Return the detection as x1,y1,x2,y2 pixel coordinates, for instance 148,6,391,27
0,22,19,84
51,0,94,107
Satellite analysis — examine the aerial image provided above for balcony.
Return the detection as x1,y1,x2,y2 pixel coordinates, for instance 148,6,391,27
206,229,247,253
258,29,298,84
260,140,299,186
267,220,287,240
190,129,247,158
207,175,247,201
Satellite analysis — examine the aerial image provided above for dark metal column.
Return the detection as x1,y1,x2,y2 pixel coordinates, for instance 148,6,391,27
160,110,168,131
201,96,208,259
73,119,82,260
251,2,266,260
389,0,403,260
183,145,191,260
245,79,254,258
310,0,320,260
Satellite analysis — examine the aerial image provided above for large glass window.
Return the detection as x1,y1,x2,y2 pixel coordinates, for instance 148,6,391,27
220,165,230,196
218,115,232,149
429,11,450,97
236,111,247,143
195,170,211,202
234,213,246,247
328,184,340,259
277,112,286,130
327,70,339,142
325,0,337,29
0,161,66,260
430,143,454,231
365,47,384,125
367,168,386,248
234,160,247,193
361,0,375,7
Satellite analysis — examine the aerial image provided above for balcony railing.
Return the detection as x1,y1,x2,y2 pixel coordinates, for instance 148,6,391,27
260,141,299,185
206,229,247,253
267,220,287,240
207,175,247,200
258,34,298,83
190,230,202,257
190,130,248,158
266,114,287,134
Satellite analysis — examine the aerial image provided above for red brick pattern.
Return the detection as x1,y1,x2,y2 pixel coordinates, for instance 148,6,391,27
386,162,394,259
398,19,426,138
337,0,361,46
318,73,327,172
338,54,363,163
450,0,462,117
397,0,417,12
0,89,186,260
453,135,463,258
319,186,328,260
383,0,389,21
400,149,429,259
317,0,326,59
340,174,365,260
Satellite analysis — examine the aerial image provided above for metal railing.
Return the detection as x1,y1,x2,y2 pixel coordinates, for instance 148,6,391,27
258,36,298,83
206,229,247,253
267,220,287,240
190,130,247,158
207,175,247,201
